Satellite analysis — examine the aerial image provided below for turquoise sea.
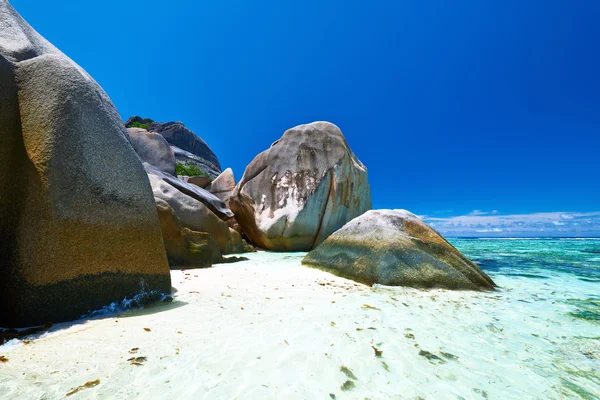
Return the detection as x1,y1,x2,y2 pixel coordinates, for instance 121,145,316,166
450,238,600,399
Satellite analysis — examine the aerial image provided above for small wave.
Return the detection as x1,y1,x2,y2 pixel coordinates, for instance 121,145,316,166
82,290,172,320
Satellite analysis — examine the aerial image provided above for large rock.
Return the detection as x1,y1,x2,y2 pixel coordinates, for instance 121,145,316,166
229,121,372,251
208,167,235,203
302,210,496,291
126,127,176,175
148,121,220,170
0,2,171,327
145,163,232,220
125,116,222,178
171,145,221,180
155,198,222,267
145,164,251,266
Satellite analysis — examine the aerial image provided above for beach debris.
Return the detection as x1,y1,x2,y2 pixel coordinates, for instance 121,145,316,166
129,348,139,354
367,327,377,330
371,345,383,357
177,331,183,334
356,328,363,331
143,328,151,332
441,351,459,361
362,304,381,311
284,340,289,345
381,361,390,371
330,322,336,327
128,356,147,366
473,388,489,399
329,394,336,399
340,380,356,391
405,333,415,339
340,365,358,380
418,350,446,363
0,355,8,363
66,379,100,396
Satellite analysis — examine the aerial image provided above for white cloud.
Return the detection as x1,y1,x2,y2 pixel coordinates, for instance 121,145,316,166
468,210,488,216
424,211,600,237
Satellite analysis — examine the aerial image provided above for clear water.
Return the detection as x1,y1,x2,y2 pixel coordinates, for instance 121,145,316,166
449,238,600,399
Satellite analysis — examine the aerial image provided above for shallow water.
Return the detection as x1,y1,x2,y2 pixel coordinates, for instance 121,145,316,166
0,239,598,399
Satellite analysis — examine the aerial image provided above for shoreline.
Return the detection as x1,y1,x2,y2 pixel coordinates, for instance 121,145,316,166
1,251,597,399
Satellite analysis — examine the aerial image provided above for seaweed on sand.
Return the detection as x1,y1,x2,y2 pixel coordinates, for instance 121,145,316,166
340,365,358,380
66,379,100,396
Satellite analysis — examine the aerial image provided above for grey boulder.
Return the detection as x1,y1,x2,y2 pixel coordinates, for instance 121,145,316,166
125,116,222,179
0,1,170,327
229,121,372,251
302,210,496,291
126,127,176,175
208,167,236,203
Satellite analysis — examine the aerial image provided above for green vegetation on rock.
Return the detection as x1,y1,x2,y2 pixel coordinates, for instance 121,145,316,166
175,163,209,178
128,121,150,129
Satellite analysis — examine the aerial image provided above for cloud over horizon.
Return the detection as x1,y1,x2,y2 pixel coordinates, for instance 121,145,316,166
425,211,600,237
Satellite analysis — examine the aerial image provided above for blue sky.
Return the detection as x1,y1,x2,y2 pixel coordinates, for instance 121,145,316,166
11,0,600,236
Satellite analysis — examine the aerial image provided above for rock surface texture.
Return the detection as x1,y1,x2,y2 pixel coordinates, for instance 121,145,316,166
126,127,176,175
145,164,253,266
0,1,171,327
229,122,371,251
126,116,222,179
302,210,496,290
208,168,236,203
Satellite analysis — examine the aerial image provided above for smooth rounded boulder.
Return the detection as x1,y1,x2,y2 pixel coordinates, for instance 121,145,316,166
229,121,372,251
126,127,176,175
208,167,236,203
302,210,496,290
0,1,171,327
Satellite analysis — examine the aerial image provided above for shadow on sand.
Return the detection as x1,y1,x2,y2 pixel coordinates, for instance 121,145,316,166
0,288,187,345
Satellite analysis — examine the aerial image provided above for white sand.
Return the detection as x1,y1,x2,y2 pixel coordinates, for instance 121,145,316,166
0,252,598,399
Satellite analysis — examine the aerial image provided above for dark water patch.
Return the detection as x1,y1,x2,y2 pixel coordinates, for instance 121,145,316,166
580,249,600,254
564,298,600,324
578,278,600,283
560,377,599,400
569,311,600,323
503,273,550,279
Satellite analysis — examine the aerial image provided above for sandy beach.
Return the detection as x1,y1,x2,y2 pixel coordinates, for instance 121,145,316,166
1,251,598,399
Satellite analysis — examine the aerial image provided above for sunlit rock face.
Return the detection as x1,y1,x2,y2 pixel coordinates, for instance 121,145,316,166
303,210,497,291
126,127,176,175
0,1,170,327
230,121,372,251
